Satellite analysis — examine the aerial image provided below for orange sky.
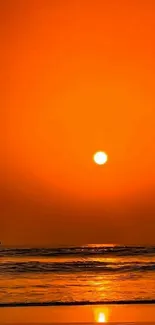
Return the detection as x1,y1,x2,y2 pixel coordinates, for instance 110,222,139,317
2,0,155,245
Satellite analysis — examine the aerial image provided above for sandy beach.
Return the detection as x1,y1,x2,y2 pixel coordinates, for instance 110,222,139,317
1,304,155,324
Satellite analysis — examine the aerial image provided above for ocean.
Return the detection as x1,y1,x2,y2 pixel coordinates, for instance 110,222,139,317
1,245,155,305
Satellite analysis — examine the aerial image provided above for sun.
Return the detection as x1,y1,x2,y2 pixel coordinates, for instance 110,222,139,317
93,151,108,165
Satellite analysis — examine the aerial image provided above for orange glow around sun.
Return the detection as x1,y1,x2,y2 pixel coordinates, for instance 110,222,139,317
2,0,155,245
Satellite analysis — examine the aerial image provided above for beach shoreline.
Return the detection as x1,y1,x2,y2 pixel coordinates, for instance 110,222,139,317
1,299,155,307
1,304,155,323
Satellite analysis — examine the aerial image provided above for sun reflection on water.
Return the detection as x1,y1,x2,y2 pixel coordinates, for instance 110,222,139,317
94,308,108,323
98,312,106,322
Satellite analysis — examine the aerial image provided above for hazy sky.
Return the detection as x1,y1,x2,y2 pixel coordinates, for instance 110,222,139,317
2,0,155,245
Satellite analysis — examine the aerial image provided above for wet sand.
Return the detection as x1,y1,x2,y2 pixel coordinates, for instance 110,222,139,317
1,304,155,323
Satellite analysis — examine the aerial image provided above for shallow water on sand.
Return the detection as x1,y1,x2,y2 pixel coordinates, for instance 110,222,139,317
1,305,155,323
